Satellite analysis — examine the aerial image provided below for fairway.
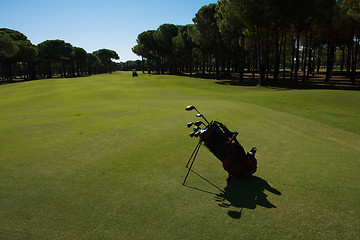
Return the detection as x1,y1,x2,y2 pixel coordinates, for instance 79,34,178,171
1,72,359,239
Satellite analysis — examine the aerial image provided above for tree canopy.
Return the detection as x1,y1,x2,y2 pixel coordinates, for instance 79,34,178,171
133,0,360,84
93,49,120,74
0,28,120,83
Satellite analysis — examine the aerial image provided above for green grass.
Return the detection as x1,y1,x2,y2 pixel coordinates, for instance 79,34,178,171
0,72,359,239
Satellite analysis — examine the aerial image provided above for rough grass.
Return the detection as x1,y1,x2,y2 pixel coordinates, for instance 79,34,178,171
0,72,359,239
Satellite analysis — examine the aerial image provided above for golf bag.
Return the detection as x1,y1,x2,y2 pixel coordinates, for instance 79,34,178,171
201,121,257,178
183,105,257,185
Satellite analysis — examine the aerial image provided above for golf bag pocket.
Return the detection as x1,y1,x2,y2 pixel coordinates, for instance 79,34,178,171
222,139,257,177
200,123,229,161
223,156,257,177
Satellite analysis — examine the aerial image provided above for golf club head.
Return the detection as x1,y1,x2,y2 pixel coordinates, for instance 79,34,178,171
194,121,203,127
187,122,194,128
196,113,203,118
193,126,200,132
185,105,196,111
189,132,195,137
194,131,200,137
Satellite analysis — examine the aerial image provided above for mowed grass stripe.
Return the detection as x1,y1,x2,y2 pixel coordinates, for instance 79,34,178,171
146,74,360,135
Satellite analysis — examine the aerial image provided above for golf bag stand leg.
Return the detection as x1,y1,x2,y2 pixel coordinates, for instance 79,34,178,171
182,140,202,185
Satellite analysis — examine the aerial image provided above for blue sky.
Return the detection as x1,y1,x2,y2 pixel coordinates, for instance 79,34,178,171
0,0,215,61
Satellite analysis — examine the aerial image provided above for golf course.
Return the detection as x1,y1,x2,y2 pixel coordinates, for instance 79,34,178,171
0,72,359,239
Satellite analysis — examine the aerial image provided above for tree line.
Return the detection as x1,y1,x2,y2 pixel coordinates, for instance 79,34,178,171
0,28,119,83
132,0,360,85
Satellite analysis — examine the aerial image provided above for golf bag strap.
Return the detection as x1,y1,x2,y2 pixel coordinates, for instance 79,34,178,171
214,121,238,140
231,133,238,141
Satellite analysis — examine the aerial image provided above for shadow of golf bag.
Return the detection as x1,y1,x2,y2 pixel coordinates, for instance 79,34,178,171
183,105,257,185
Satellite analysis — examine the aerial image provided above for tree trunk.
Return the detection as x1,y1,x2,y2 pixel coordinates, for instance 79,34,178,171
202,50,205,75
265,27,270,82
340,46,345,72
294,30,300,84
325,42,336,83
252,38,257,80
28,62,37,80
290,37,295,81
273,27,280,83
47,60,52,78
350,35,359,84
189,51,193,77
346,45,352,78
220,44,226,76
295,29,300,84
307,29,313,80
240,35,245,81
77,62,81,76
302,31,308,83
61,60,66,78
208,52,212,74
283,33,287,81
257,27,265,86
317,47,322,74
214,43,220,80
226,51,231,76
141,56,145,74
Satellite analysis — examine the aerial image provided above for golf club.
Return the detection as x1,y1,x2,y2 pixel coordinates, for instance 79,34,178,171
187,122,194,128
194,121,204,127
185,105,197,111
185,105,210,124
193,126,200,132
